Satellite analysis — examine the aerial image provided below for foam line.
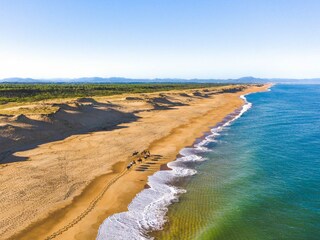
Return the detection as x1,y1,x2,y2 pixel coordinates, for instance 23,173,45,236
96,95,252,240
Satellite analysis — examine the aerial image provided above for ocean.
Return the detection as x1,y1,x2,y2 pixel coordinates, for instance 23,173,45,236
97,84,320,240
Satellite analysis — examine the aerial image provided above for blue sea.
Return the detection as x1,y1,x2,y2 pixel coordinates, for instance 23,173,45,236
98,84,320,240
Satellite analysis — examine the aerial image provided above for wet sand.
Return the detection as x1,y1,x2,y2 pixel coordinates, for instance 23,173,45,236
0,84,271,240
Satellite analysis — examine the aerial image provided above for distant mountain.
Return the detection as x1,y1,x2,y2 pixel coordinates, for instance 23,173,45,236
1,78,43,83
264,78,320,84
0,77,319,84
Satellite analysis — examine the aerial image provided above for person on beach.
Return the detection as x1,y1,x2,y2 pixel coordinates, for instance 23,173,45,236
142,149,150,159
127,160,137,170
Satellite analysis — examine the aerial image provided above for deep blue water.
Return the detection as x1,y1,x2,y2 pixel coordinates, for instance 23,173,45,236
155,84,320,240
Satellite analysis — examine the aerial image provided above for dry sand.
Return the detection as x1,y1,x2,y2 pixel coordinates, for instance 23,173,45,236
0,84,271,240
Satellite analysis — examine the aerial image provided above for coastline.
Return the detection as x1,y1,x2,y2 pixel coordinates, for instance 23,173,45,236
1,84,271,240
96,86,269,239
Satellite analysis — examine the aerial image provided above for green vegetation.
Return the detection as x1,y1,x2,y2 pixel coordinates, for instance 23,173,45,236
0,83,227,104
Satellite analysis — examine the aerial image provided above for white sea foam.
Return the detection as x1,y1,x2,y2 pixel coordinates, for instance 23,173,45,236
96,155,197,240
96,95,252,240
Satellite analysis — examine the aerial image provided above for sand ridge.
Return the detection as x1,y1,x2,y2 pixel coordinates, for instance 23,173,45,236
0,84,271,240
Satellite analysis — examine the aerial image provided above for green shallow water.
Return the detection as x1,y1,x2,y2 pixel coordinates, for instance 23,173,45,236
152,85,320,240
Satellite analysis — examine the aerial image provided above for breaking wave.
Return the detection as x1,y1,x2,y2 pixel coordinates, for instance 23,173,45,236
96,95,252,240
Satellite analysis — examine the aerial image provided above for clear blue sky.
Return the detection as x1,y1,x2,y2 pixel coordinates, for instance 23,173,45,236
1,0,320,79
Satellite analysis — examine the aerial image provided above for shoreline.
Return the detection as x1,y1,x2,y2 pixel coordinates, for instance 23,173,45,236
2,84,271,240
96,88,267,239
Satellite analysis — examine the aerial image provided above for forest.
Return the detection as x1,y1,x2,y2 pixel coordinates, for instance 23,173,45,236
0,83,227,103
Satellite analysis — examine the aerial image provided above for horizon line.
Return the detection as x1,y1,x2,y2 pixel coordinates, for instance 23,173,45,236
1,76,320,81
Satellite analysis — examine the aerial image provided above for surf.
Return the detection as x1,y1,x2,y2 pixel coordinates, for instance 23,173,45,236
96,94,254,239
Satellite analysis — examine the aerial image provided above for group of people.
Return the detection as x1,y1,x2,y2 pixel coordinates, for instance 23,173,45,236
126,149,151,170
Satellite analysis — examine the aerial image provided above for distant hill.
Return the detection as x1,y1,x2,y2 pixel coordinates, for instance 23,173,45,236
1,78,43,83
1,77,319,84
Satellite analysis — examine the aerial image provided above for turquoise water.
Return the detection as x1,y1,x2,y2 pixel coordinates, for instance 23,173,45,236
154,85,320,240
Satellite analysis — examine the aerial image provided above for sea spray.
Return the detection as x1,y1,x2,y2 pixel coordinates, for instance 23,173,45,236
96,95,253,240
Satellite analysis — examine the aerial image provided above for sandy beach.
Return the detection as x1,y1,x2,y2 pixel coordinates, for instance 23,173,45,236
0,84,270,240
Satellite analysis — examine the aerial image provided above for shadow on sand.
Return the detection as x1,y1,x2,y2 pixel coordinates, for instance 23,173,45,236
0,98,139,164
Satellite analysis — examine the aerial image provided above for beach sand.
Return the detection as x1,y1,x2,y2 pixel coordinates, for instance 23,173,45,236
0,84,270,240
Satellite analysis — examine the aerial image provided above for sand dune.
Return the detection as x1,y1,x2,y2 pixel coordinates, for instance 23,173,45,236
0,84,270,240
